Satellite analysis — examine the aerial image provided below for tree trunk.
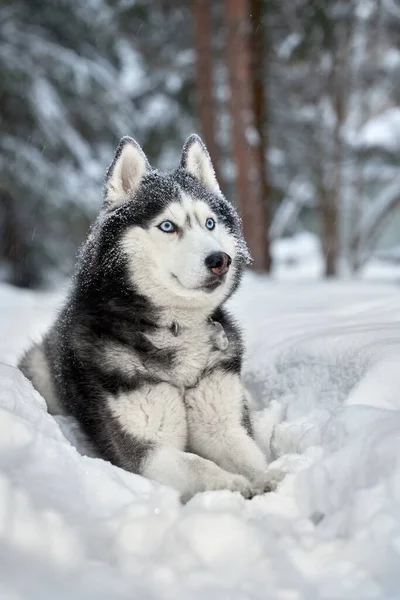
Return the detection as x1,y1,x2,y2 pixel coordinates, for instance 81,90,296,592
320,190,339,277
224,0,270,271
320,42,347,277
193,0,222,184
249,0,271,271
312,112,339,278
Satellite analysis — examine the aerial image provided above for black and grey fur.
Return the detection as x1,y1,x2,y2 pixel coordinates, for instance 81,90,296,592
20,135,280,502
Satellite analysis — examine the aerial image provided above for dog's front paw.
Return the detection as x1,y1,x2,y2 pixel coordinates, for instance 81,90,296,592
250,469,286,495
181,473,254,504
215,473,254,499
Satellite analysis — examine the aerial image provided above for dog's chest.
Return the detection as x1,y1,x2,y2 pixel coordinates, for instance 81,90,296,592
149,321,229,388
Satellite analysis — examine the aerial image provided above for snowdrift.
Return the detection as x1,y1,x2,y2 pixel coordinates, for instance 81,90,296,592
2,275,400,599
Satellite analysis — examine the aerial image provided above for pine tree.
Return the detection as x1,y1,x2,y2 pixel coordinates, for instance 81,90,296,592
0,0,140,286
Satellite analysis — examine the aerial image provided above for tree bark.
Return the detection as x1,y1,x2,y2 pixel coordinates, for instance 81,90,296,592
322,12,353,277
193,0,222,184
312,110,339,278
249,0,271,271
224,0,270,271
320,189,339,277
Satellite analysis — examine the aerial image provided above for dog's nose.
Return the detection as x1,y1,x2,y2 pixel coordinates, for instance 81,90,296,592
205,252,232,276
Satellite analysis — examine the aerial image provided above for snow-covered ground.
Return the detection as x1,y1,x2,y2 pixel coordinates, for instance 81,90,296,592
2,269,400,599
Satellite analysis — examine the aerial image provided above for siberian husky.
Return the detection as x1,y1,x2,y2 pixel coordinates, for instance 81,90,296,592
20,135,279,502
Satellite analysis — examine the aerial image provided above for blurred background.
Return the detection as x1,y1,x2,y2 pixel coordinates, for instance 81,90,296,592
1,0,400,288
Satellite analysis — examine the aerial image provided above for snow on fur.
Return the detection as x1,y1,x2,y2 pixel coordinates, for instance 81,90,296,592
2,273,400,598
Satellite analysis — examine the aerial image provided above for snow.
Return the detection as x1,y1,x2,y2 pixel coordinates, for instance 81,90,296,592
2,271,400,598
277,33,303,60
271,232,400,281
271,232,324,279
356,108,400,154
353,174,400,260
383,48,400,71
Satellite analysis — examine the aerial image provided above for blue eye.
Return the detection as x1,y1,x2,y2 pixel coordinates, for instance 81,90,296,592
159,220,176,233
206,218,215,230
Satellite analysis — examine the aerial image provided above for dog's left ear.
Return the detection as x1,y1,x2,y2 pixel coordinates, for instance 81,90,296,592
104,136,150,208
180,134,221,194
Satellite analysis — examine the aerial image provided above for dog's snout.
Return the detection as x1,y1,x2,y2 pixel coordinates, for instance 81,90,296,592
205,252,231,276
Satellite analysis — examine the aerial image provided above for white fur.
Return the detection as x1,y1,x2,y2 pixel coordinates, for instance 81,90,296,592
23,345,65,415
106,139,148,208
144,446,254,503
184,136,221,195
103,342,146,376
108,383,187,447
107,382,255,501
121,194,237,322
185,370,273,489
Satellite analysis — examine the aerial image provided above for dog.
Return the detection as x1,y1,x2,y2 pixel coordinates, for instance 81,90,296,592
19,134,279,502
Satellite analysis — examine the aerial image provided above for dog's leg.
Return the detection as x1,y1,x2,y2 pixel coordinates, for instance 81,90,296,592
143,444,256,503
106,382,254,502
185,371,282,493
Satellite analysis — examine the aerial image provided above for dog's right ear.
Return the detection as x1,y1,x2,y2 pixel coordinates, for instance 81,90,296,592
104,137,150,209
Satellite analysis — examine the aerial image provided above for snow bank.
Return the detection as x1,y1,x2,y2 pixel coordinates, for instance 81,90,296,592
2,276,400,598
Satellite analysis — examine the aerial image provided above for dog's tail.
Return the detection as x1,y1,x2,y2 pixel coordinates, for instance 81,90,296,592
19,343,65,415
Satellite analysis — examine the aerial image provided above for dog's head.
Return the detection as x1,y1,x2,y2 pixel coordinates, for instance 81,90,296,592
102,135,251,311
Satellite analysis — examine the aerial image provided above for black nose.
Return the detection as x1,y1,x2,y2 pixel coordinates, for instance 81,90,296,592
205,252,232,276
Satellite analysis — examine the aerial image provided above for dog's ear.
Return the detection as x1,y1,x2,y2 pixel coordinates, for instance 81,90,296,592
180,134,221,194
104,137,150,208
